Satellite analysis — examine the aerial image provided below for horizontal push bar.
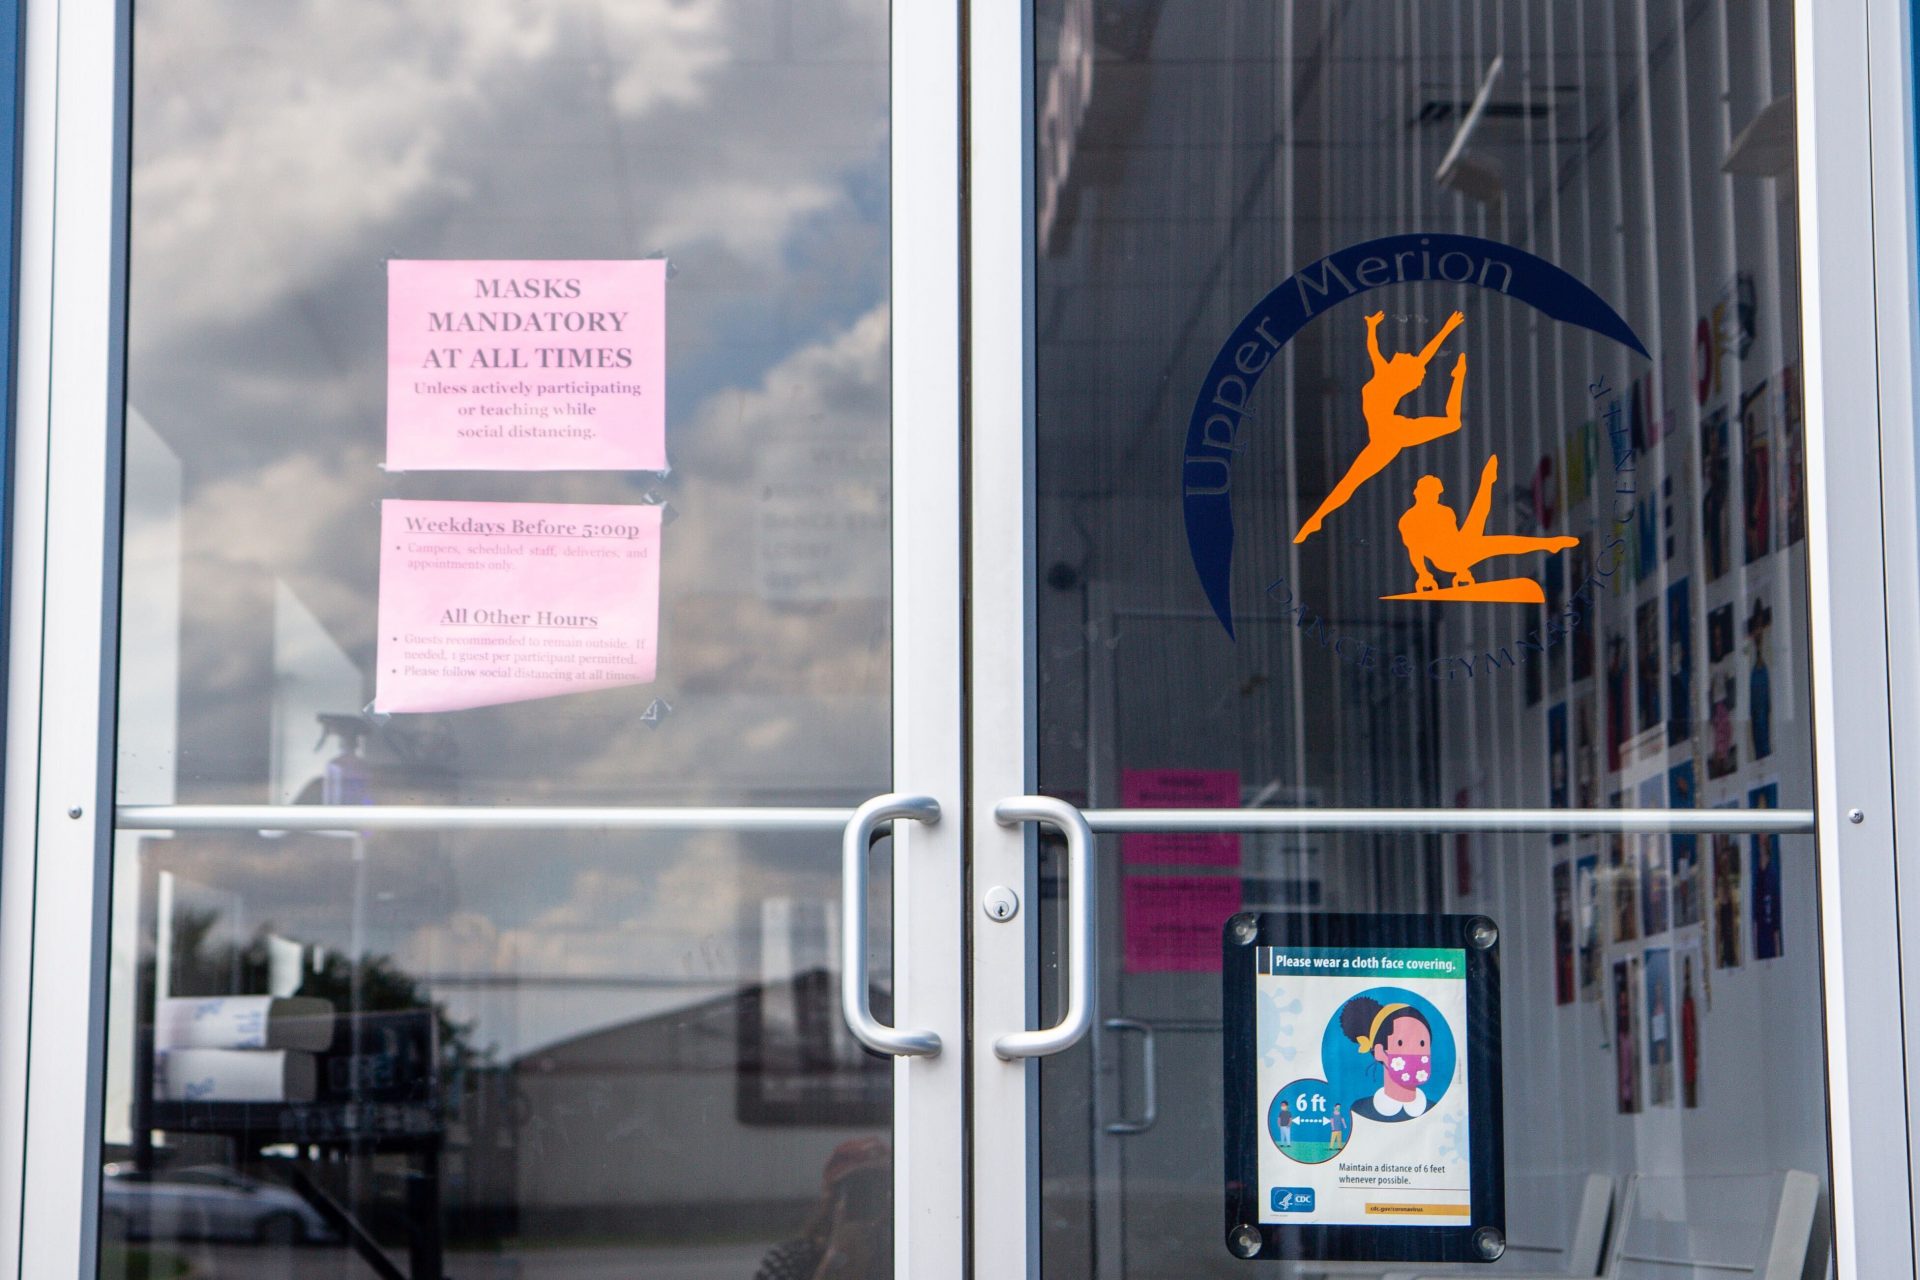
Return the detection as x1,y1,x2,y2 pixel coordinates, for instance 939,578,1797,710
115,804,856,833
115,803,1819,838
1081,807,1817,836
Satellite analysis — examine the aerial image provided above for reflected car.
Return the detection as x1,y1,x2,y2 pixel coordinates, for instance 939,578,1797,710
101,1163,336,1245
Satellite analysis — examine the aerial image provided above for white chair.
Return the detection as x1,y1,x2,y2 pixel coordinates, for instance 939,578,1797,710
1302,1172,1610,1279
1389,1170,1820,1280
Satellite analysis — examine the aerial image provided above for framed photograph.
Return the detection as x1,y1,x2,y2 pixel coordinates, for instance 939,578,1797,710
1575,704,1598,809
1711,801,1745,970
1635,486,1659,581
1777,362,1805,545
1665,581,1693,747
1574,849,1602,1002
1661,461,1687,565
1607,791,1639,945
1644,947,1675,1107
1553,863,1575,1006
1700,409,1732,582
1223,913,1504,1265
1747,594,1775,762
1545,561,1567,695
1605,631,1630,771
1548,702,1570,844
1630,372,1657,452
1707,604,1740,779
1669,761,1701,929
1635,600,1662,733
1678,944,1705,1109
1749,783,1785,960
1612,957,1642,1115
1637,775,1670,936
1571,545,1595,681
1741,380,1773,564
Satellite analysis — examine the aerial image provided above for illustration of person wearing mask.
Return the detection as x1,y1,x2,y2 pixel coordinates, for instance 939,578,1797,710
1339,995,1435,1122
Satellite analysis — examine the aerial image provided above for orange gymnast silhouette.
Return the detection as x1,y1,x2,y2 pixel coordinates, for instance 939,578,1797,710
1294,309,1468,544
1385,455,1578,603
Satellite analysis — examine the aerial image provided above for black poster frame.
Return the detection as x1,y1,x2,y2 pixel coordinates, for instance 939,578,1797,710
1221,911,1505,1263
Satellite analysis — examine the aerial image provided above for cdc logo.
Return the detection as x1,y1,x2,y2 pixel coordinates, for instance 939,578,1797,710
1270,1187,1317,1214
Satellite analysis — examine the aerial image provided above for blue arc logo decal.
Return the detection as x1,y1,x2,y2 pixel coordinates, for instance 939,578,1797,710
1183,233,1649,638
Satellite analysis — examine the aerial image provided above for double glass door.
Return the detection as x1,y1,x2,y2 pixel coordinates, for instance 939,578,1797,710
4,1,1914,1278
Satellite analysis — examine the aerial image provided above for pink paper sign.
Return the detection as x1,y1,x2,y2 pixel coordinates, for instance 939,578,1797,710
374,500,661,713
387,259,666,472
1121,768,1241,866
1123,875,1243,973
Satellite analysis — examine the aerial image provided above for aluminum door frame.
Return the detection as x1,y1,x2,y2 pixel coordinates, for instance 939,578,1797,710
1863,0,1920,1267
965,1,1917,1275
0,1,970,1276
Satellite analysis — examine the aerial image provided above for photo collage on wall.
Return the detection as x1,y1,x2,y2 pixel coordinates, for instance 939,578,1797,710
1543,272,1802,1120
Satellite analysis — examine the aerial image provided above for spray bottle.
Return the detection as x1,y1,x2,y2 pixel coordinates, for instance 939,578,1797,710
316,714,375,806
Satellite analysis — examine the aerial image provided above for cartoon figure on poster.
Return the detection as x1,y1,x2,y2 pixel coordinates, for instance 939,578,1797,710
1267,988,1458,1165
1339,992,1455,1123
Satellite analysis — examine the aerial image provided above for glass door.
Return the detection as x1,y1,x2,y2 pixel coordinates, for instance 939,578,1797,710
5,2,966,1277
968,2,1912,1277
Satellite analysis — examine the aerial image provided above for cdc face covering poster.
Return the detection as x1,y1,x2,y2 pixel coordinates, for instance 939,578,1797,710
1223,914,1504,1264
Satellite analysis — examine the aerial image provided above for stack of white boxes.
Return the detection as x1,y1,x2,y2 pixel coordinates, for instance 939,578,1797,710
154,996,334,1104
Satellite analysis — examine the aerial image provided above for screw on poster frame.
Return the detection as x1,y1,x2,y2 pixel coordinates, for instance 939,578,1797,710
1222,912,1505,1264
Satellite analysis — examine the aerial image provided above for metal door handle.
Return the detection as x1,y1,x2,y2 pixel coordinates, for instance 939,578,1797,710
1103,1018,1158,1135
841,793,943,1057
992,795,1095,1059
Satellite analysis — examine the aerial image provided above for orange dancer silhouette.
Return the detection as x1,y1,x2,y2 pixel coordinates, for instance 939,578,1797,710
1294,310,1469,544
1387,455,1578,602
